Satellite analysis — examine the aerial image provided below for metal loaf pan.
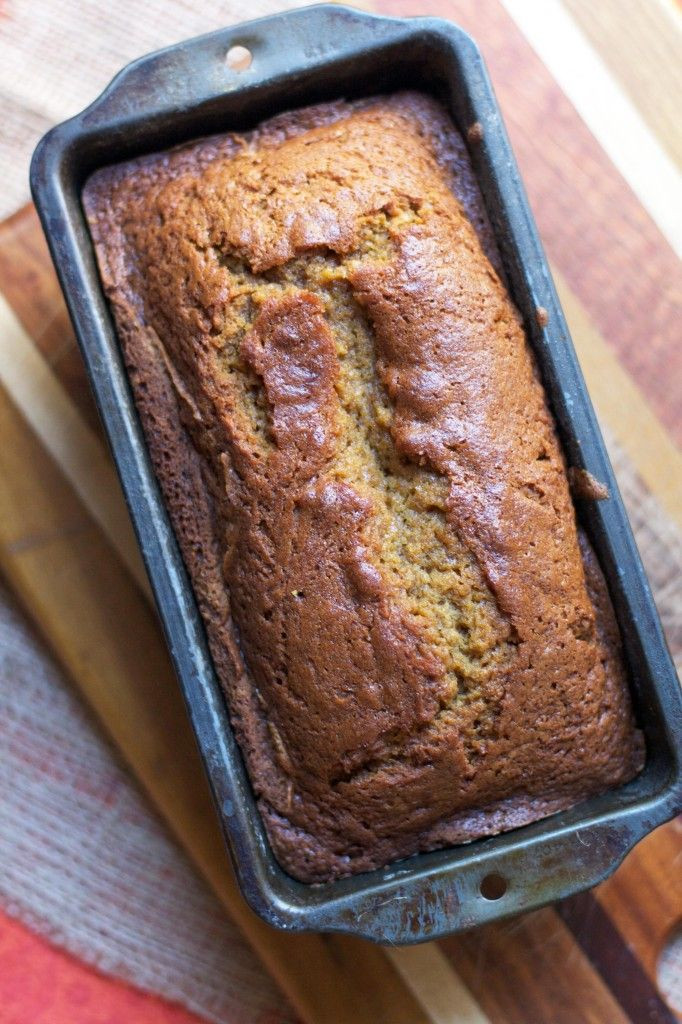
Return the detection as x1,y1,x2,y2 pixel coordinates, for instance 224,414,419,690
30,4,682,943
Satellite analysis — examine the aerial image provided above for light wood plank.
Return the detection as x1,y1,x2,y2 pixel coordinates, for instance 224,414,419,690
563,0,682,169
0,292,149,597
500,0,682,258
388,945,489,1024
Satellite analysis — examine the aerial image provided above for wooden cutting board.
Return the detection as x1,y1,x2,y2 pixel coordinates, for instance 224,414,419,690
1,0,681,1020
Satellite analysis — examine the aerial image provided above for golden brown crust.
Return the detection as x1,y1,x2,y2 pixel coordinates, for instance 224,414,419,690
83,92,643,882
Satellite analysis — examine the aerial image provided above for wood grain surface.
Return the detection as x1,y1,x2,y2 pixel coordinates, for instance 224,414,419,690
1,0,680,1021
563,0,682,167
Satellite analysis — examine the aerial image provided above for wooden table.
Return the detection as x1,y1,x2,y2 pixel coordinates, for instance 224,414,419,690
1,1,680,1021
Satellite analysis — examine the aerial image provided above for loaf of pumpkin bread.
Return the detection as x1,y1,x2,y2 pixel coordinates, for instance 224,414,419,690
83,93,643,882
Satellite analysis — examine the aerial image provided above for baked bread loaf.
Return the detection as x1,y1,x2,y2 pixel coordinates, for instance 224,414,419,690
83,93,643,882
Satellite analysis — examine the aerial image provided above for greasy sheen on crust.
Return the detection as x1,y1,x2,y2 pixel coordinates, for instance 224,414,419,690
83,93,643,882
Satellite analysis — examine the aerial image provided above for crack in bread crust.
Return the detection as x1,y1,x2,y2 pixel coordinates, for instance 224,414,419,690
83,91,643,882
207,220,515,740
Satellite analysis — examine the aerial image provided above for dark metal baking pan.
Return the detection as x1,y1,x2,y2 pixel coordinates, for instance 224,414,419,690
30,4,681,943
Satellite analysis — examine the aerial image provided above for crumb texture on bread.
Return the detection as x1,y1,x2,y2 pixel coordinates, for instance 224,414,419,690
83,93,643,882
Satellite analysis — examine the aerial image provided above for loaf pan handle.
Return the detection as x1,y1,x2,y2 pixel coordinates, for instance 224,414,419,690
73,5,416,132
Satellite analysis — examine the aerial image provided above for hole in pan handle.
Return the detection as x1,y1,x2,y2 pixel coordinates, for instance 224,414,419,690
225,45,252,72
